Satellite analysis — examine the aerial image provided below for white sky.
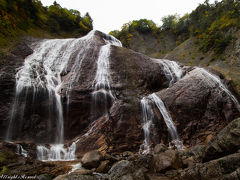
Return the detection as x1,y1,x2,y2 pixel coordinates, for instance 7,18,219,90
40,0,218,33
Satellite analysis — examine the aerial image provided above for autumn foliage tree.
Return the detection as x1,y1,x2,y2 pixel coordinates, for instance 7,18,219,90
110,19,158,47
111,0,240,55
0,0,93,46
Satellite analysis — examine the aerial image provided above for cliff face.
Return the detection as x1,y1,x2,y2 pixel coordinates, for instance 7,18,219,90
124,29,240,95
0,37,36,139
127,31,177,57
164,30,240,94
0,31,239,157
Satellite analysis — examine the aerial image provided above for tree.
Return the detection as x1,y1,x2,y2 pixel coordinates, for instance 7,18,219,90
161,14,179,31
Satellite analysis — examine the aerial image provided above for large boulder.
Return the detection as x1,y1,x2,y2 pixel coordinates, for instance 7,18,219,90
81,150,103,169
201,117,240,162
108,160,134,180
178,153,240,180
151,150,182,173
153,144,168,154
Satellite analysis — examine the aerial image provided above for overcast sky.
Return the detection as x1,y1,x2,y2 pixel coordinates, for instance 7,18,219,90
40,0,218,33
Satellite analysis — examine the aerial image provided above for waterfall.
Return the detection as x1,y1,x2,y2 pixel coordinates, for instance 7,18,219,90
150,93,184,150
140,93,184,153
5,30,124,161
139,97,155,154
5,38,77,142
153,59,183,86
37,142,76,161
93,44,114,99
140,59,184,153
92,35,122,96
69,163,82,174
16,144,28,157
194,68,240,112
63,30,97,99
6,30,101,161
91,35,122,119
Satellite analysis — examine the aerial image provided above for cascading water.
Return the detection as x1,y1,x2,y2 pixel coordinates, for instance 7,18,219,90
6,30,101,161
5,38,74,143
153,59,183,86
193,68,240,112
5,30,124,161
139,66,240,153
37,142,77,161
140,59,184,153
91,35,122,120
150,93,184,150
16,144,28,157
69,163,82,174
139,97,155,154
140,93,184,154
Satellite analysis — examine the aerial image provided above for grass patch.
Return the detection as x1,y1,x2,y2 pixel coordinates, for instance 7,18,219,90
0,166,7,175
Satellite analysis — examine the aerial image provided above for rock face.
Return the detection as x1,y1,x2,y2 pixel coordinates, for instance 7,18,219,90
179,152,240,180
200,117,240,162
151,150,182,172
153,68,240,146
0,38,35,140
0,30,239,157
108,160,134,180
127,31,177,58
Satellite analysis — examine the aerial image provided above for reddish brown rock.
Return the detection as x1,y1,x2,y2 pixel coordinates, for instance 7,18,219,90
153,68,240,146
151,150,182,173
0,31,239,156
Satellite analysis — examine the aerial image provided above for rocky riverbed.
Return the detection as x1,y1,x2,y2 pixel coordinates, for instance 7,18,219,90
1,117,240,179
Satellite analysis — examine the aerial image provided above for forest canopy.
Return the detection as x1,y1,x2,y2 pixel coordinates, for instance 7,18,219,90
0,0,93,46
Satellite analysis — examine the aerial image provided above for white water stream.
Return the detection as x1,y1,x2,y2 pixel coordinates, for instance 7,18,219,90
194,68,240,111
16,144,28,157
91,34,122,120
140,93,184,154
139,97,155,154
153,59,183,86
6,30,123,161
150,93,184,150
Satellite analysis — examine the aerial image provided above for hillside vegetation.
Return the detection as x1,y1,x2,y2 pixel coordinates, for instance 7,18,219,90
110,0,240,56
0,0,93,47
110,0,240,93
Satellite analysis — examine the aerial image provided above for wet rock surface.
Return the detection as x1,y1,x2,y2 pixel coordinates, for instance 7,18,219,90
154,68,240,146
0,39,35,139
52,119,240,179
1,31,239,153
0,142,71,178
1,118,240,179
0,31,240,178
201,117,240,162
